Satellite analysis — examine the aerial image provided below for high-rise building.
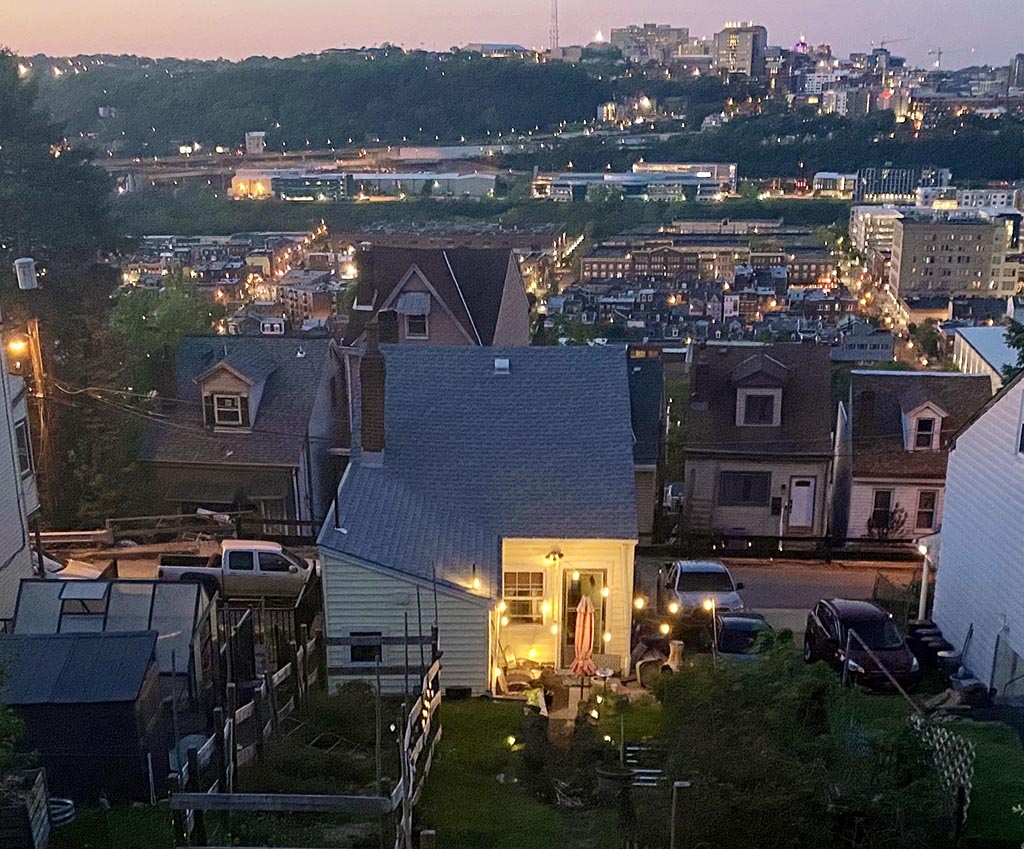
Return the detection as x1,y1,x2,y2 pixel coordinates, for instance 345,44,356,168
712,22,768,79
609,23,689,64
1010,53,1024,89
889,213,1023,298
854,166,952,203
849,205,906,255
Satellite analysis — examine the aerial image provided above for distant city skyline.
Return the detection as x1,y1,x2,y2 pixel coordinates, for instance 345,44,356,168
2,0,1019,67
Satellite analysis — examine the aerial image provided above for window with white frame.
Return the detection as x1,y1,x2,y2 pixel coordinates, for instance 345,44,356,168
503,571,545,624
405,313,428,339
916,490,938,530
213,394,246,427
914,417,937,450
14,420,33,476
871,489,894,528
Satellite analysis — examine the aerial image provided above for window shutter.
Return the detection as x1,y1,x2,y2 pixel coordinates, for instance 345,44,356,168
240,395,250,427
203,395,214,428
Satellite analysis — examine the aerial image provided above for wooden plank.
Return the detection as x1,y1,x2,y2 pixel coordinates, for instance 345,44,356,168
271,663,292,687
169,792,399,814
234,701,255,724
329,665,440,677
236,745,257,768
278,697,296,722
424,657,441,682
198,734,217,769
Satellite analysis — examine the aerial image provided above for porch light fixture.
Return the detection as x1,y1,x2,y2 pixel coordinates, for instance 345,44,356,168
633,597,646,610
571,570,581,582
602,631,612,643
471,563,481,590
501,616,509,627
498,600,507,613
601,587,611,599
659,622,671,635
545,547,564,564
668,601,680,615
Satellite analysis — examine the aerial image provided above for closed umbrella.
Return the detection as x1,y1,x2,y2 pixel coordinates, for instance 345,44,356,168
571,594,597,677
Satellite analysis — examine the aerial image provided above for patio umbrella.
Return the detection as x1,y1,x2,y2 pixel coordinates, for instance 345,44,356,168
570,594,597,677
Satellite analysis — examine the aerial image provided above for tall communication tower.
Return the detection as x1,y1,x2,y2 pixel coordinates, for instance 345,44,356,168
550,0,560,52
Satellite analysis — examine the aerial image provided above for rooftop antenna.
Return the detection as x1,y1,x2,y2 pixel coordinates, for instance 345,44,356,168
550,0,559,52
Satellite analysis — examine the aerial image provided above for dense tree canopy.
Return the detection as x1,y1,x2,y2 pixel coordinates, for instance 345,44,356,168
0,50,112,258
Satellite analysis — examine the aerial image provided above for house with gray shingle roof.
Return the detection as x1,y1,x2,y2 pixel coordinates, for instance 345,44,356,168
140,335,345,524
318,342,638,694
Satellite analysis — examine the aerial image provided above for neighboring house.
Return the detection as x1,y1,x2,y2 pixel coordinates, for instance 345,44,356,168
682,343,833,537
830,320,895,363
932,369,1024,698
318,343,638,694
628,357,666,543
341,245,531,347
141,335,344,524
951,326,1017,392
833,371,992,540
0,360,40,619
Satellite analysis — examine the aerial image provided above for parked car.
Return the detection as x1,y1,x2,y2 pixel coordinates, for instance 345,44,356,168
664,560,745,619
716,612,774,662
803,599,920,688
157,540,313,599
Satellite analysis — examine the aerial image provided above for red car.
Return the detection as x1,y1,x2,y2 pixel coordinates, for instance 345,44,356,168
804,599,920,689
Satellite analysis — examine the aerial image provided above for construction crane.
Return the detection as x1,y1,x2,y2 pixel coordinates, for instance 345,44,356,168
927,46,974,70
870,36,911,50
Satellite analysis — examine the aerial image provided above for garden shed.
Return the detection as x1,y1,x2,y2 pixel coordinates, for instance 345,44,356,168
0,630,168,801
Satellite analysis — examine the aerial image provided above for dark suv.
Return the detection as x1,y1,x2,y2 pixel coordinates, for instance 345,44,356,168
804,599,920,688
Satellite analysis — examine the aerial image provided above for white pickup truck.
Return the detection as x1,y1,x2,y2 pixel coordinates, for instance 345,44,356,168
157,540,313,599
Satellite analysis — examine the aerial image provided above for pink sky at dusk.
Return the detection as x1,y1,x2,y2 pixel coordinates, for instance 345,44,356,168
1,0,1019,67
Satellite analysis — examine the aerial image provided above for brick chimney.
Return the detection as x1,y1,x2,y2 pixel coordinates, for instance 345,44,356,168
360,322,386,457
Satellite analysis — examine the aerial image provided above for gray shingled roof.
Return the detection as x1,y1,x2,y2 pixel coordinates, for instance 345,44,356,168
0,631,157,705
628,359,665,467
141,335,332,467
319,346,638,586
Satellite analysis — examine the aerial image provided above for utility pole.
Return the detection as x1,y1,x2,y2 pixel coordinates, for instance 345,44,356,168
25,318,54,517
550,0,560,52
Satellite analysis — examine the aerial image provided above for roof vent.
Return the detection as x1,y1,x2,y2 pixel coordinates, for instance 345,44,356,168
493,357,510,375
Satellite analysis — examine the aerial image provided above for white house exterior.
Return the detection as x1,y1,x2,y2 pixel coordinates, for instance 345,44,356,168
318,344,638,695
833,371,992,540
0,363,40,619
933,371,1024,698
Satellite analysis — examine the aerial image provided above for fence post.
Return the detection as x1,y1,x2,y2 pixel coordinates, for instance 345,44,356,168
214,707,228,791
186,747,207,846
254,688,266,760
169,772,187,845
264,668,280,741
315,627,327,691
290,639,303,713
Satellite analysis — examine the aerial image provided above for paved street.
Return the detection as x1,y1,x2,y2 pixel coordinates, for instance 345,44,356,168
636,557,918,633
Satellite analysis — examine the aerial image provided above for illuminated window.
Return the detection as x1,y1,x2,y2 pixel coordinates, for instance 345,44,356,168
504,572,545,624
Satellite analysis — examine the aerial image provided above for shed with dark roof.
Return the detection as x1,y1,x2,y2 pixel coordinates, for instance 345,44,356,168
0,631,168,801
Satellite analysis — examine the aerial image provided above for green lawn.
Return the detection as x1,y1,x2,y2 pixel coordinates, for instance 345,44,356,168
417,699,564,849
48,805,173,849
952,720,1024,845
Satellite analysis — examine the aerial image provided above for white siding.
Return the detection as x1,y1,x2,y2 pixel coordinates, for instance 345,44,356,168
501,538,636,673
0,367,33,618
847,480,945,539
321,549,492,694
933,378,1024,694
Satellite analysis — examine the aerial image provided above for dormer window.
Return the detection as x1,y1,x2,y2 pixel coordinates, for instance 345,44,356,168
914,417,937,450
207,394,250,428
736,387,782,427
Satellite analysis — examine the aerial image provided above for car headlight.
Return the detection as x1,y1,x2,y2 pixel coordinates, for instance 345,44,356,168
910,656,920,673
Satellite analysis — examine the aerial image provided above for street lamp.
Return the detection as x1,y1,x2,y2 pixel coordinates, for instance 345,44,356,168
917,543,932,620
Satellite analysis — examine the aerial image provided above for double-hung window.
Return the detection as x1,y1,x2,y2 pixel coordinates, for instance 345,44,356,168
503,572,545,625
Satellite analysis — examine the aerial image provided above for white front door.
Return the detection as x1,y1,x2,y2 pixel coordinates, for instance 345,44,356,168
788,477,816,530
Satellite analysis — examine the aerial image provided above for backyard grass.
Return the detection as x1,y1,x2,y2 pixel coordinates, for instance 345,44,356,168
48,805,173,849
417,698,564,849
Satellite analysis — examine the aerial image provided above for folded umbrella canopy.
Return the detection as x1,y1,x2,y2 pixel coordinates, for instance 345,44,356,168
570,594,597,676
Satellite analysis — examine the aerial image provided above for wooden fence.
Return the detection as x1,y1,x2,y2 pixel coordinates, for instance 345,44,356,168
169,656,443,849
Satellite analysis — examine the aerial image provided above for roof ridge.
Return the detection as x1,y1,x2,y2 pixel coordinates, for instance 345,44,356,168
443,249,482,345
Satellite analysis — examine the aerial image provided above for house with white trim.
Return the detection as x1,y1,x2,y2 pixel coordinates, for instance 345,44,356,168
832,371,992,540
318,342,638,694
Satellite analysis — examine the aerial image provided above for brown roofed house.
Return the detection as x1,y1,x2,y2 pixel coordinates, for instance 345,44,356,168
683,343,834,537
833,370,993,540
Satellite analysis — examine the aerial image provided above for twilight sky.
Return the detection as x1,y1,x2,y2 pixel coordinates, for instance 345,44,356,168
2,0,1020,67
